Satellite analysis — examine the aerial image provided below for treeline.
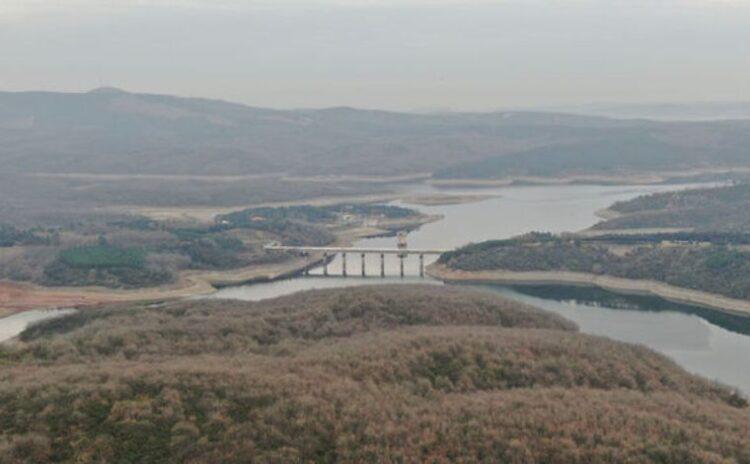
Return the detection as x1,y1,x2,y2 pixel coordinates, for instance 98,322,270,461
596,205,750,232
218,203,417,228
1,202,420,289
441,235,750,300
0,225,56,247
1,285,747,462
438,232,557,264
609,183,750,214
586,231,750,245
598,183,750,232
36,230,256,288
433,133,707,179
36,220,327,289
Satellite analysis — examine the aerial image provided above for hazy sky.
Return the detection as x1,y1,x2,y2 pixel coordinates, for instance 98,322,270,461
2,0,749,110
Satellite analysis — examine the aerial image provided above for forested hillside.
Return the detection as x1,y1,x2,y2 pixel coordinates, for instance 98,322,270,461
5,88,750,234
0,88,611,177
440,233,750,300
3,88,750,180
1,285,747,462
434,132,705,178
434,124,750,180
0,203,421,289
596,183,750,232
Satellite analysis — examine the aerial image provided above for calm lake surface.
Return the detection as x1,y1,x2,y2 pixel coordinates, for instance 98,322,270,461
3,183,749,393
214,183,750,394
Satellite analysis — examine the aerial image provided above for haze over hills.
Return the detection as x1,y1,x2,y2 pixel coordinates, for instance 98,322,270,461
0,87,581,177
3,88,750,180
548,102,750,122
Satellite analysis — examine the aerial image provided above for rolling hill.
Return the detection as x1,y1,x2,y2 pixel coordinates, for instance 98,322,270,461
0,88,602,177
4,87,750,227
0,285,747,462
8,87,747,179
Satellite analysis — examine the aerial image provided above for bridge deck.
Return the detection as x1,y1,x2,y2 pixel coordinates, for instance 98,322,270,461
264,245,449,255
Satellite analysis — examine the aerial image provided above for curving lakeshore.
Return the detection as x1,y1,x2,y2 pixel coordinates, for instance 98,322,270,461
3,182,750,393
213,182,750,394
426,265,750,318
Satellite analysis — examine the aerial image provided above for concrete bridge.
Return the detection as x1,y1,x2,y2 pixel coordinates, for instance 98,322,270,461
264,235,450,278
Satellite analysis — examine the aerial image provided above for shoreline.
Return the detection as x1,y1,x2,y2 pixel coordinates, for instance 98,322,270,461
402,193,499,206
427,263,750,318
576,226,691,237
594,207,622,220
118,192,405,223
0,213,440,319
429,166,748,189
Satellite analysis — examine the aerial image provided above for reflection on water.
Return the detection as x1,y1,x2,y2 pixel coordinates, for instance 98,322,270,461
477,284,750,393
508,284,750,336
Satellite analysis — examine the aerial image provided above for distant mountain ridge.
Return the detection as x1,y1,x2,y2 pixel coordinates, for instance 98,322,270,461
552,101,750,121
1,88,750,178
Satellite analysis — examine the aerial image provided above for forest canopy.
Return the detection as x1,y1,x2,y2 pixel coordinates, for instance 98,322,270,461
1,285,747,463
440,234,750,300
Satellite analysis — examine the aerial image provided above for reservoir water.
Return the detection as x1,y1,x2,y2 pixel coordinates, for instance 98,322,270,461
3,183,749,393
214,183,750,394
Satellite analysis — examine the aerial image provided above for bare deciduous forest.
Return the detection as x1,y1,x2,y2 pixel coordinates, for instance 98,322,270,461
1,285,747,462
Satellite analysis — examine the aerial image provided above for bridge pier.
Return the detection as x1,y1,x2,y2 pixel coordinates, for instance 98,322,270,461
265,244,448,279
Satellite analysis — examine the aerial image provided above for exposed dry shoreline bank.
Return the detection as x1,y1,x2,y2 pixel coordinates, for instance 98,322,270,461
402,193,499,206
122,192,405,223
427,263,750,318
430,166,747,189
